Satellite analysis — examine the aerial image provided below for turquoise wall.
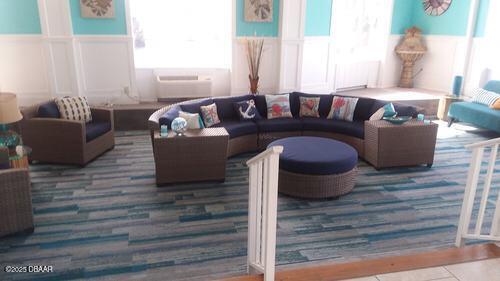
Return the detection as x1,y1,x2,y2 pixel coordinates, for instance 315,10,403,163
235,0,280,37
305,0,333,36
69,0,127,35
391,0,490,37
0,0,41,34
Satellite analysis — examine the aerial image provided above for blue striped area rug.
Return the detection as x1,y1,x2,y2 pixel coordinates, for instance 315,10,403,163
0,124,499,281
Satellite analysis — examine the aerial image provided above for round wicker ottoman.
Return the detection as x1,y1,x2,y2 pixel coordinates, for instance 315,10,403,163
268,136,358,199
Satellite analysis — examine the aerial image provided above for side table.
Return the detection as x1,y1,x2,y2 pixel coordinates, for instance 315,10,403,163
437,96,463,121
153,128,229,185
364,120,438,169
9,146,32,169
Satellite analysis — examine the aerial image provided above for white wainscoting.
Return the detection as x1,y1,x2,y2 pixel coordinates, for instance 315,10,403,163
0,36,51,105
335,61,380,91
74,36,138,104
231,37,280,95
300,37,334,93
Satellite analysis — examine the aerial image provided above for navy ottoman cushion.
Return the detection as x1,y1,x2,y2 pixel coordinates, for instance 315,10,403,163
301,118,365,139
38,101,61,118
213,120,258,139
268,137,357,175
86,122,112,142
256,118,302,132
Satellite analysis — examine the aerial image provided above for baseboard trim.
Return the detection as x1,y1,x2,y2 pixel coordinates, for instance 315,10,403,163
221,244,500,281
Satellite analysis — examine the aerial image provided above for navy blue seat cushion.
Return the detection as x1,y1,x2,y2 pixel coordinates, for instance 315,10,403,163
38,101,61,118
370,100,418,118
213,120,258,139
301,118,365,139
255,118,302,132
291,92,334,118
179,98,213,114
86,122,112,142
214,95,254,121
158,105,181,128
268,136,358,175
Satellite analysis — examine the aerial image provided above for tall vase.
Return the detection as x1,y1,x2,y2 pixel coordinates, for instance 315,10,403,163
249,75,259,95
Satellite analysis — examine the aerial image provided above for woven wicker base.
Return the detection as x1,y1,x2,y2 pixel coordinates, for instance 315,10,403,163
278,167,357,199
227,134,258,157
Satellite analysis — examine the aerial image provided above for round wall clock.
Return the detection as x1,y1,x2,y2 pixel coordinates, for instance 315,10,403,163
422,0,452,16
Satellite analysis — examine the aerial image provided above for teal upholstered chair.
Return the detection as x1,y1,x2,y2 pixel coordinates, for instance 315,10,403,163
448,80,500,133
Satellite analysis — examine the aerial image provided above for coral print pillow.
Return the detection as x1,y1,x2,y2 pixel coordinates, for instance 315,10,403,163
265,94,293,119
200,103,221,127
299,97,320,118
327,96,359,121
234,100,262,121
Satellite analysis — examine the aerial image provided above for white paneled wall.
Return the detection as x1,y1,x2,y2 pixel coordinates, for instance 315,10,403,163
301,37,334,93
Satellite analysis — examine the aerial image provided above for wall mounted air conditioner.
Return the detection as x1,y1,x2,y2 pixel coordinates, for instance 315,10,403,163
155,75,213,99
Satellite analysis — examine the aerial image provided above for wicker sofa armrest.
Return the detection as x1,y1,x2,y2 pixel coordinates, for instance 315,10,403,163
21,118,85,147
0,168,30,189
91,107,115,131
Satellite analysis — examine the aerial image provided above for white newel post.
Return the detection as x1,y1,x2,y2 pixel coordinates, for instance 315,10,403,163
246,146,283,281
456,138,500,247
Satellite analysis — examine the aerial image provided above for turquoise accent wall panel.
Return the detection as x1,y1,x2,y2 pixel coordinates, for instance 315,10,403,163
0,0,41,34
390,0,413,35
391,0,490,37
305,0,332,36
70,0,127,35
235,0,279,37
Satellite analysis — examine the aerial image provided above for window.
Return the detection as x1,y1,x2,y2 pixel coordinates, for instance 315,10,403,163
130,0,232,69
332,0,391,63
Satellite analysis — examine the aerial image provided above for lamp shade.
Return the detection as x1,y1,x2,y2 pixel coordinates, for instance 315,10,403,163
0,93,23,124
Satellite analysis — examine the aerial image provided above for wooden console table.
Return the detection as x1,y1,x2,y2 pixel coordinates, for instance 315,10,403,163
153,128,229,185
364,120,438,169
437,96,463,121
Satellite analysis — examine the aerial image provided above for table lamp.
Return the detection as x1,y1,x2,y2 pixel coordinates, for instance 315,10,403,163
0,93,23,148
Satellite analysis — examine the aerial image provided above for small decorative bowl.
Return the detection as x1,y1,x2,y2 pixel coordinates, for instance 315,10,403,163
382,116,412,125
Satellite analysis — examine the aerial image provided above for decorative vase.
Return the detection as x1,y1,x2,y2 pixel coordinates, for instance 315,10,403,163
249,75,259,95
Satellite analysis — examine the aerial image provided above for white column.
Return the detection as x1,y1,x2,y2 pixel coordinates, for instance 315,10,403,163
278,0,307,92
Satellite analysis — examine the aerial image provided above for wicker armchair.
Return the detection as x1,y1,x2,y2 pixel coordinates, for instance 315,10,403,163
0,168,33,237
20,101,115,166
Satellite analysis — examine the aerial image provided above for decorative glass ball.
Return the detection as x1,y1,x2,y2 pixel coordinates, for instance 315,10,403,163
171,117,187,136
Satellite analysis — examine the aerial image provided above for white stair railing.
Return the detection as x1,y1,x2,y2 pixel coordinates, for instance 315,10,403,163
246,146,283,281
456,137,500,247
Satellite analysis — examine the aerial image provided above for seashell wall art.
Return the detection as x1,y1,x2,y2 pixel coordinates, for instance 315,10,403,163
81,0,115,19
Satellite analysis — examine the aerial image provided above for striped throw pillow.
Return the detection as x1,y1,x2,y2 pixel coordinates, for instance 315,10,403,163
471,88,500,106
55,97,92,122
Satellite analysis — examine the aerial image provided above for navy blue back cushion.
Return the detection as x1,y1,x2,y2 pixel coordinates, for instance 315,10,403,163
179,98,213,114
292,92,334,118
214,95,254,121
254,95,268,118
159,105,181,128
370,100,418,118
38,101,61,118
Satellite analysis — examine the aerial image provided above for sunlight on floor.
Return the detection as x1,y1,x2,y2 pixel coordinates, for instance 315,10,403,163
434,120,479,139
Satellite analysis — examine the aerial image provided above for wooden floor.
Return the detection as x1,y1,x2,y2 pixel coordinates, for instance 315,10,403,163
222,244,500,281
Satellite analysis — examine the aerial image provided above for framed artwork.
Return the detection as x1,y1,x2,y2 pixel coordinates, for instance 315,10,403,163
422,0,452,16
244,0,273,22
81,0,115,19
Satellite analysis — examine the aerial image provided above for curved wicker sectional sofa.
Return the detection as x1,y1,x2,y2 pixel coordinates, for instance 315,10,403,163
148,92,420,160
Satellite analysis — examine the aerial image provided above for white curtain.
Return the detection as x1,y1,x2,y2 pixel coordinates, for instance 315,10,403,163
130,0,232,69
333,0,390,63
483,0,500,78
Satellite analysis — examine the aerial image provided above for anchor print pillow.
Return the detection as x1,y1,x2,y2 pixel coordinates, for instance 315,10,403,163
265,94,293,119
299,97,320,118
233,100,262,121
327,96,359,121
200,103,221,127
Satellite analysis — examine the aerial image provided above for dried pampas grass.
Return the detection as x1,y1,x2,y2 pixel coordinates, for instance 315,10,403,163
245,38,264,80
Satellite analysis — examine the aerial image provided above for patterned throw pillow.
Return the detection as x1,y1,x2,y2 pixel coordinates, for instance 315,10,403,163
369,103,397,121
179,111,205,129
200,103,221,127
327,96,359,121
265,94,293,119
55,96,92,122
471,88,500,106
233,100,261,120
299,97,320,118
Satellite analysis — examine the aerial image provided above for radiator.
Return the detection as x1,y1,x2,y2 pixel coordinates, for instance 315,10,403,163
155,75,212,99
